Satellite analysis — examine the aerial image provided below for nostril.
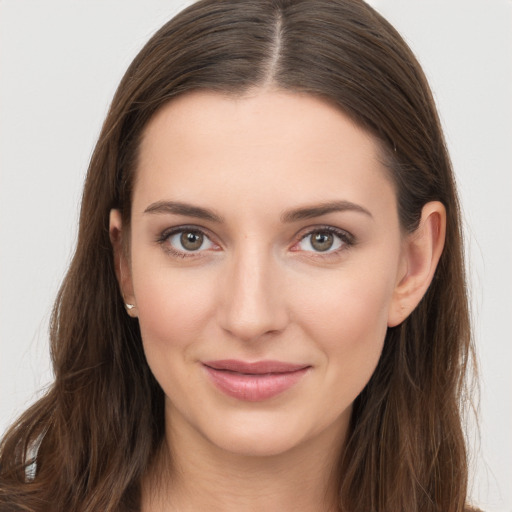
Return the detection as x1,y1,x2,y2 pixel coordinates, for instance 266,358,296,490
219,297,289,342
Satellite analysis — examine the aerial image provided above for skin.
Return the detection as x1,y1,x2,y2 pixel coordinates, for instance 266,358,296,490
110,89,445,511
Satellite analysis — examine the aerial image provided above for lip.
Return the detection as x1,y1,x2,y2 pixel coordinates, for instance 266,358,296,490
202,359,310,402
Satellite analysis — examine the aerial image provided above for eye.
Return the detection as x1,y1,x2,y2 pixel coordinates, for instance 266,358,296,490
159,227,217,256
171,230,209,251
295,227,353,254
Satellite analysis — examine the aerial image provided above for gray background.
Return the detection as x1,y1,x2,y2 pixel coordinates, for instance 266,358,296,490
1,1,511,510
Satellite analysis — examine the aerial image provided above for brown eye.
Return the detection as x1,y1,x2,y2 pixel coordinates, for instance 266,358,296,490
296,229,347,254
163,228,216,257
310,232,334,252
180,231,204,251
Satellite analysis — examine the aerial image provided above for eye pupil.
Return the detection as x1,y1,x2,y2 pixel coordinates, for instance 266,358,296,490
311,232,334,252
180,231,203,251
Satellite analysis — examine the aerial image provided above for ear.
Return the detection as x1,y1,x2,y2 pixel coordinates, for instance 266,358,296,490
387,201,446,327
109,209,137,317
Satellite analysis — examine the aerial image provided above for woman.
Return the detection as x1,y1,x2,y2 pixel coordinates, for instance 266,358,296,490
0,0,476,510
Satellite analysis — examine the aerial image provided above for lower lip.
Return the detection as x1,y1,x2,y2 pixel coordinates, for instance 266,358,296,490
203,365,309,402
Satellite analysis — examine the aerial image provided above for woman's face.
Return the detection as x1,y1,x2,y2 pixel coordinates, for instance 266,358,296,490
116,90,408,457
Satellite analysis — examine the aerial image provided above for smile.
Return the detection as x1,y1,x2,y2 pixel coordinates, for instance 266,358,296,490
202,360,311,402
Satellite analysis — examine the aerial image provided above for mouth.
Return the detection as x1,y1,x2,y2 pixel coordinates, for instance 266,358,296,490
202,359,311,402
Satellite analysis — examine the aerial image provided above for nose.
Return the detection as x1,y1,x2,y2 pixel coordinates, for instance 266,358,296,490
218,244,289,343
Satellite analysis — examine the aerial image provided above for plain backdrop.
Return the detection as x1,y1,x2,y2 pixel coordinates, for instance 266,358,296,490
1,1,511,510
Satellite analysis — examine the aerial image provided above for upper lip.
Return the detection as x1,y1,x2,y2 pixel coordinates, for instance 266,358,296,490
202,359,310,374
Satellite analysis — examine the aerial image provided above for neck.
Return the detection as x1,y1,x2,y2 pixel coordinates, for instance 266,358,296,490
142,408,348,512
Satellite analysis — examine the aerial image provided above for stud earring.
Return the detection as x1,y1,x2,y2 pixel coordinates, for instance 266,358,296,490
125,303,135,310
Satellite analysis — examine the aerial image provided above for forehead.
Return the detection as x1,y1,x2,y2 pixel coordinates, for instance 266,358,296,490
140,89,380,163
133,89,396,217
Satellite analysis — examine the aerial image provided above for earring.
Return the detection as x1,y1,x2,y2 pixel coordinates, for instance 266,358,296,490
125,303,135,310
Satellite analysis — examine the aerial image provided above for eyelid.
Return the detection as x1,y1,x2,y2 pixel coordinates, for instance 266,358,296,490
156,225,221,258
291,225,356,254
156,223,356,259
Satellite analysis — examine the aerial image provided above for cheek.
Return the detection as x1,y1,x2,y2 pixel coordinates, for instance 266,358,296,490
131,264,221,408
292,266,395,390
295,265,394,341
131,261,217,354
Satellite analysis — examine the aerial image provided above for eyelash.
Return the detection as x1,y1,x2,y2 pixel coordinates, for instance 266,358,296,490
292,226,355,258
156,225,217,259
156,225,356,259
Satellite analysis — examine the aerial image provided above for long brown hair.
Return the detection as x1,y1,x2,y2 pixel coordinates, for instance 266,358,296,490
0,1,474,510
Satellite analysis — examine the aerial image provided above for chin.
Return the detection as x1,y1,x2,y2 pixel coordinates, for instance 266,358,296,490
208,426,306,458
196,407,347,459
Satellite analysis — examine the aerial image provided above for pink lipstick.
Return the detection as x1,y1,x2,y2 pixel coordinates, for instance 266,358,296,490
202,359,310,402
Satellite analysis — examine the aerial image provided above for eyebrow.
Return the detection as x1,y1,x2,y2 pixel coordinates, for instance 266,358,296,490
143,199,372,223
144,201,224,223
280,200,373,223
